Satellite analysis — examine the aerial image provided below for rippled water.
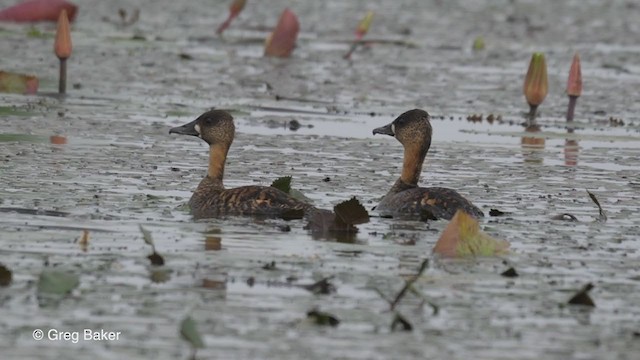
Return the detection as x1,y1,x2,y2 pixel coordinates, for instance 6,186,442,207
1,0,639,359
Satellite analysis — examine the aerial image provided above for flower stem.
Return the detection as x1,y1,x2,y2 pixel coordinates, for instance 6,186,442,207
566,95,578,122
58,58,67,94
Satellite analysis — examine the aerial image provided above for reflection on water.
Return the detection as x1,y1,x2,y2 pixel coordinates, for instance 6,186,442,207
564,125,580,166
204,236,222,251
520,123,545,164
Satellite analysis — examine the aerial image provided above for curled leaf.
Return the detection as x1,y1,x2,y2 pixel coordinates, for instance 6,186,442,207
270,176,292,193
568,283,595,307
433,210,509,258
307,309,340,327
0,264,12,286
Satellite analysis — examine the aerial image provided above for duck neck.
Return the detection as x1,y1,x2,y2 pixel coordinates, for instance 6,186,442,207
207,143,230,185
400,144,427,185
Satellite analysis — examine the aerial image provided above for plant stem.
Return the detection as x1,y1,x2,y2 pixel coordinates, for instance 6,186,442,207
527,103,538,126
58,58,67,94
566,95,577,122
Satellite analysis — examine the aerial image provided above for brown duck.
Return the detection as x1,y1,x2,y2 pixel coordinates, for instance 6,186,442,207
169,110,368,232
373,109,484,220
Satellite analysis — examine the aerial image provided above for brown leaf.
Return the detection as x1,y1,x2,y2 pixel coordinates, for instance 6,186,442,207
0,71,38,94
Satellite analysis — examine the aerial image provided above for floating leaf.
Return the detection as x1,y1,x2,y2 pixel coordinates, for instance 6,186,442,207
568,283,595,307
0,0,78,23
433,210,509,258
270,176,292,193
37,270,79,295
587,190,607,222
0,264,12,286
264,8,299,58
149,268,170,283
147,251,165,266
391,313,413,332
500,267,519,278
302,277,336,295
54,9,72,59
489,208,505,217
307,309,340,327
180,316,205,349
216,0,246,35
0,71,38,94
523,52,548,107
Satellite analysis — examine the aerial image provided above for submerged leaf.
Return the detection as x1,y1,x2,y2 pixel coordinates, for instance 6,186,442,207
0,71,38,94
180,316,205,349
264,8,299,58
433,210,509,258
568,283,595,307
307,309,340,327
147,251,165,266
391,313,413,332
500,267,519,278
37,270,79,295
0,264,12,286
302,277,336,295
270,176,292,193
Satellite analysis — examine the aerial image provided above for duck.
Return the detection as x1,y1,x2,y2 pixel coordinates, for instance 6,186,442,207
169,109,369,232
372,109,484,220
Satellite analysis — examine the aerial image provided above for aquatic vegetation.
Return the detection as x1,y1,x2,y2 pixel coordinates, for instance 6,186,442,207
566,52,582,122
523,52,548,124
433,210,509,258
264,8,299,58
54,9,72,94
216,0,246,35
0,0,77,22
0,71,38,94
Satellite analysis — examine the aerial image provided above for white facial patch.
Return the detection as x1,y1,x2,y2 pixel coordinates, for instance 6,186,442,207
194,124,201,136
391,124,395,135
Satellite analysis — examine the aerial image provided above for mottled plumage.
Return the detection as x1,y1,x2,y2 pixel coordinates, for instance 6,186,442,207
373,109,483,220
169,110,369,233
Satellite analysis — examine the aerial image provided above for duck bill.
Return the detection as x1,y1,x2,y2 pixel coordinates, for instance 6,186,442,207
169,118,199,136
372,123,394,136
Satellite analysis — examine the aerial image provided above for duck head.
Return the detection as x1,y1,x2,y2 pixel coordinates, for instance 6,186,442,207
169,109,236,146
373,109,432,151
